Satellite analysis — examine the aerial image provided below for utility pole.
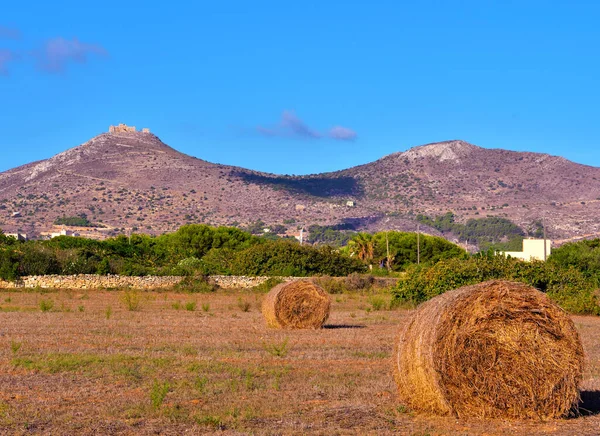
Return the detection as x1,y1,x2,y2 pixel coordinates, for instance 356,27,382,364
543,216,547,261
299,227,303,246
386,230,391,272
417,223,420,265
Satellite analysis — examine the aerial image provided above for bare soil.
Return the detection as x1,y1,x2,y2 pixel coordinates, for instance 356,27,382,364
0,288,599,435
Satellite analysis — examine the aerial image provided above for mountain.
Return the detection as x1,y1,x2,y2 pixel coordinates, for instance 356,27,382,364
0,130,385,237
1,131,600,242
336,140,600,239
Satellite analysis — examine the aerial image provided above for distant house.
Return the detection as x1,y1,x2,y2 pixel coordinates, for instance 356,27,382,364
346,200,355,207
6,233,27,241
40,226,109,241
43,228,80,239
502,239,552,261
11,211,21,218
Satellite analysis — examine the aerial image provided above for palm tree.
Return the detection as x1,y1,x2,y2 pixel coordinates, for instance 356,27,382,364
349,232,375,264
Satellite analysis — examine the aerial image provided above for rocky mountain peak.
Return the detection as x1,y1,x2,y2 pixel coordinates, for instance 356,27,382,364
402,140,479,162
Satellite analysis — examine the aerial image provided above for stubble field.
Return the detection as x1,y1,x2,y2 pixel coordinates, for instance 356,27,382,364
0,288,600,435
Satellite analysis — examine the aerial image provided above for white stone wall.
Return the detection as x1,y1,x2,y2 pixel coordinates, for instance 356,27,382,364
0,275,292,290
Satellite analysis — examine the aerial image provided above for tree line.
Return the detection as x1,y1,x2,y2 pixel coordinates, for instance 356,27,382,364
0,225,467,280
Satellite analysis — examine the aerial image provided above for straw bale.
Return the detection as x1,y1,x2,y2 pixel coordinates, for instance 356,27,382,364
262,280,330,329
395,280,584,419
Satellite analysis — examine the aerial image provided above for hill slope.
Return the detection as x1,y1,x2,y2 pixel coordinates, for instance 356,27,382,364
1,133,599,240
0,131,377,237
336,140,600,237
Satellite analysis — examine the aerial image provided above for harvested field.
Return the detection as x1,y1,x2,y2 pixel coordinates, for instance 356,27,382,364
0,288,600,435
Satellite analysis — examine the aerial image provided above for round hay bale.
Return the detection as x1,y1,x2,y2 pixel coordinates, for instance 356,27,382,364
395,280,584,419
262,280,331,329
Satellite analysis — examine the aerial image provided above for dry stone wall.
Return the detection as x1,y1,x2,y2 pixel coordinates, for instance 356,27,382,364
0,275,399,291
0,275,182,290
0,275,290,290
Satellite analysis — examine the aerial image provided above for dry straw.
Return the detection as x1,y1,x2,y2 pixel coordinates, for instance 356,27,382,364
395,280,584,419
262,280,331,329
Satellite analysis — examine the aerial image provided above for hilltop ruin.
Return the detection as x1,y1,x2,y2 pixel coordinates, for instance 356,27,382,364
109,123,150,134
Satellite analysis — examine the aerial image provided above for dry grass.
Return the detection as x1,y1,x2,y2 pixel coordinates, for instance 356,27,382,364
0,287,599,434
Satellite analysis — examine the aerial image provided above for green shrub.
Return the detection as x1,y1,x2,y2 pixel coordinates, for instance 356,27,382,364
54,214,96,227
197,248,237,275
185,301,196,311
230,241,365,277
0,248,19,280
368,295,388,311
10,340,22,354
307,224,353,246
392,254,599,314
313,276,346,294
39,299,54,312
172,257,203,276
549,239,600,285
56,249,100,275
251,277,284,293
150,380,170,409
263,338,289,357
121,290,142,311
96,258,111,275
20,245,60,276
416,212,525,251
176,275,218,293
237,298,251,312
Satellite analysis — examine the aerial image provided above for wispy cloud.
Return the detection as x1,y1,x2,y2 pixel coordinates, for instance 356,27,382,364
0,49,17,75
280,110,321,139
257,110,357,141
258,110,321,139
329,125,357,141
33,37,108,73
0,31,107,76
0,26,21,40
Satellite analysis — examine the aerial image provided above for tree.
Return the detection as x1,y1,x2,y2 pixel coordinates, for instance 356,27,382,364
0,247,19,280
348,233,375,264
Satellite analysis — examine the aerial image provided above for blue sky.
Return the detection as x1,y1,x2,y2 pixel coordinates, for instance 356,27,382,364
1,0,599,175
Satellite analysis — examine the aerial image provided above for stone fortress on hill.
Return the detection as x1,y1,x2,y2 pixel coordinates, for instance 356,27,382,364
109,123,150,134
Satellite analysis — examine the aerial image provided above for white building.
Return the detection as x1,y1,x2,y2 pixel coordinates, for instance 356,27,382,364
6,233,27,241
503,238,552,261
50,229,79,239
